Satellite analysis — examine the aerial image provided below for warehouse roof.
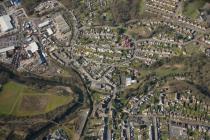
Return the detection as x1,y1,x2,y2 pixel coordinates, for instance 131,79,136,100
0,46,15,53
0,15,13,32
27,42,39,53
38,20,50,28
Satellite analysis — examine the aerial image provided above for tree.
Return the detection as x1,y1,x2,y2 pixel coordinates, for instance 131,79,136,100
111,0,140,24
22,0,43,15
117,27,126,35
0,72,9,84
111,0,130,23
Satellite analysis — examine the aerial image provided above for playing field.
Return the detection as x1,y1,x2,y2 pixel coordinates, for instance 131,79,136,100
0,81,73,116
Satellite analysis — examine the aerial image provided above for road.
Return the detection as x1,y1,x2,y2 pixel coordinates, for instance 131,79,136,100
144,4,206,33
133,114,210,127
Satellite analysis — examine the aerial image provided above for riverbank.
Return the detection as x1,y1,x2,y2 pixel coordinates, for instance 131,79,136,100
0,63,91,139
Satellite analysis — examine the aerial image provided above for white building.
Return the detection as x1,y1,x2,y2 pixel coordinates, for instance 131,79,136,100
26,42,39,57
0,15,13,32
47,28,53,35
0,46,15,53
125,77,137,86
28,42,39,53
38,20,50,28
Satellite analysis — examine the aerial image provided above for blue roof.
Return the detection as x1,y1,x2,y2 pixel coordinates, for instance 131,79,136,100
11,0,21,5
11,0,21,3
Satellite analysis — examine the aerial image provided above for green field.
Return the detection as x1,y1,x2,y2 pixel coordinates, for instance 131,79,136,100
139,63,186,79
0,81,73,116
183,0,206,19
139,0,145,15
184,43,203,56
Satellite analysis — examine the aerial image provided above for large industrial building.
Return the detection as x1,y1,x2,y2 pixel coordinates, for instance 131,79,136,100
38,20,51,28
0,46,15,54
0,15,13,32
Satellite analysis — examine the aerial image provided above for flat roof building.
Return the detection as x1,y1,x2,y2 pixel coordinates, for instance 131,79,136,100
28,42,39,53
26,42,39,57
47,28,53,35
0,46,15,53
0,15,13,32
38,20,50,28
54,14,70,34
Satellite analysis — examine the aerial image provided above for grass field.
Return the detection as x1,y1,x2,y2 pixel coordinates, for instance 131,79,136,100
139,63,186,79
0,81,73,116
184,43,203,56
155,64,186,77
139,0,145,15
183,0,206,19
126,26,151,39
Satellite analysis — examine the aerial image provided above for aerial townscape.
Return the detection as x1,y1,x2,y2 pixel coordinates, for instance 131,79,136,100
1,0,210,140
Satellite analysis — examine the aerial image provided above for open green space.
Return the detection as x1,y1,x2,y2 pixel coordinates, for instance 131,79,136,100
139,0,145,15
0,81,73,116
183,0,207,19
184,43,203,56
126,26,151,39
155,64,186,77
139,63,186,79
160,132,169,140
